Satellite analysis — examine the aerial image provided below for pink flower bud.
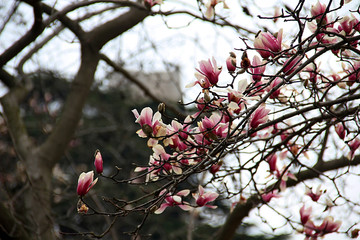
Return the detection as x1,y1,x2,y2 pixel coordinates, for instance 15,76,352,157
226,52,236,72
94,149,103,174
335,123,346,140
77,171,98,196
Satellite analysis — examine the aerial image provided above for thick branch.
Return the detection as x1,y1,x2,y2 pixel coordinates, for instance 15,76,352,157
88,7,149,50
215,154,360,240
0,0,43,67
36,47,100,168
0,86,32,161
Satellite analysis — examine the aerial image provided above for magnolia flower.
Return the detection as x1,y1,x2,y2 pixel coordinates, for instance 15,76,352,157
254,29,283,59
205,0,229,19
338,15,359,36
250,106,270,129
226,52,237,72
266,153,278,173
227,79,249,111
305,185,323,202
335,123,346,140
311,1,328,24
283,55,302,75
250,55,266,82
317,216,342,236
300,205,312,225
210,160,223,175
94,149,103,174
77,171,98,196
261,190,280,202
348,138,360,160
267,77,282,99
192,185,219,208
196,57,222,85
132,107,166,146
155,189,192,214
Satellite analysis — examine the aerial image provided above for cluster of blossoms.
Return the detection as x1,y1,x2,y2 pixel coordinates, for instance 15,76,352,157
299,205,342,240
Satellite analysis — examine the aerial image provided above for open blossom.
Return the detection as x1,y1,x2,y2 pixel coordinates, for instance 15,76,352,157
132,107,166,146
338,15,359,36
196,57,222,86
155,189,192,214
77,171,98,196
94,149,103,174
205,0,229,19
311,1,328,24
300,205,312,225
254,29,283,59
261,190,280,202
317,216,342,236
305,185,323,202
192,185,219,208
250,106,270,129
348,138,360,160
227,79,248,112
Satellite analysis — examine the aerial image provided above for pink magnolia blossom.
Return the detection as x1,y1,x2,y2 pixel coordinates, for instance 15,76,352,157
226,52,236,72
192,185,219,208
132,107,166,146
210,161,222,175
227,79,249,112
198,112,229,139
266,153,278,173
267,77,282,99
250,106,270,129
155,189,192,214
77,171,98,196
348,138,360,160
305,185,323,202
250,55,266,82
166,118,191,151
334,123,346,140
300,205,312,225
283,55,302,75
311,1,328,24
205,0,229,19
196,57,222,85
261,190,280,203
94,149,103,174
338,15,359,36
186,72,212,89
345,61,360,86
254,29,283,59
317,216,342,236
135,144,183,181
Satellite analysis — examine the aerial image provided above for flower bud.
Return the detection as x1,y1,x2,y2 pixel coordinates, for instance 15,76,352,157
94,149,103,174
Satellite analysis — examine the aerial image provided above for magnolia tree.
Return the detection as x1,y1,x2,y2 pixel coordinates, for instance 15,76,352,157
78,0,360,239
1,0,360,239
